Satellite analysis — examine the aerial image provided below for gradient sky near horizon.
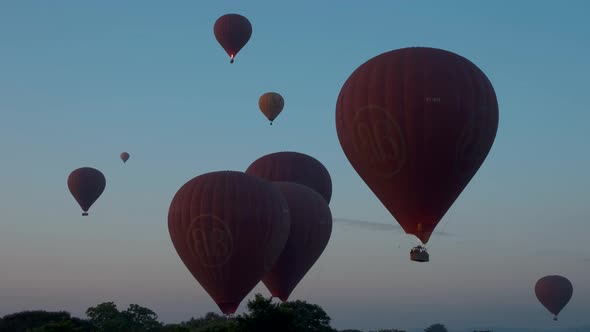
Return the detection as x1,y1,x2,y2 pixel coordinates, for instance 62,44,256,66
1,1,589,331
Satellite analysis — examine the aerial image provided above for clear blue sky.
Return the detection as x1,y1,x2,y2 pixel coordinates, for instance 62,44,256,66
1,1,589,330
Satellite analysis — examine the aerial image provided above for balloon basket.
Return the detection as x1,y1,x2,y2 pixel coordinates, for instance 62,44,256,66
410,246,429,262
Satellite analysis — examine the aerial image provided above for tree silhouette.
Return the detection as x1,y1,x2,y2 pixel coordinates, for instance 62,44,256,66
123,304,162,331
281,300,336,332
181,312,232,331
85,302,162,332
0,310,88,332
425,324,448,332
233,294,291,332
85,302,128,332
232,293,337,332
0,297,343,332
160,325,191,332
28,319,86,332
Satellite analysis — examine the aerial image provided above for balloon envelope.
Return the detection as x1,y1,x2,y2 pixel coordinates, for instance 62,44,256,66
213,14,252,63
262,182,332,302
335,47,499,244
120,152,130,163
168,171,290,314
245,151,332,203
535,275,573,320
259,92,284,124
67,167,106,216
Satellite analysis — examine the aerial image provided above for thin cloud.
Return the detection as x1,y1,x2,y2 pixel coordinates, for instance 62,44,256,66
528,248,586,257
528,249,590,262
333,218,453,236
334,218,402,231
528,248,571,256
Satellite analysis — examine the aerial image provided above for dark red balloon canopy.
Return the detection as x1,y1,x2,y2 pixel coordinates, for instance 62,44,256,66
213,14,252,63
120,152,130,163
535,275,573,320
336,47,499,244
245,151,332,203
67,167,106,216
168,171,290,314
262,182,332,302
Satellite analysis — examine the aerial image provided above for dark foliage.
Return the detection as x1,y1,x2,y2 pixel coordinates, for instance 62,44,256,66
0,295,419,332
0,310,92,332
425,324,448,332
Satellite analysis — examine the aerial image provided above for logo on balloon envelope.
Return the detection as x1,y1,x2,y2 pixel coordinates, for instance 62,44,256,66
186,214,234,268
351,105,407,177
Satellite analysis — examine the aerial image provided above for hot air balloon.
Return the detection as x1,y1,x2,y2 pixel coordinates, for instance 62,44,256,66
262,182,332,302
535,275,573,321
335,47,499,261
168,171,290,315
120,152,130,163
245,151,332,203
67,167,106,216
259,92,284,125
213,14,252,64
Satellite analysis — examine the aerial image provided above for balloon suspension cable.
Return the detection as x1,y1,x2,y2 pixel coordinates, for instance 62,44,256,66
414,236,426,249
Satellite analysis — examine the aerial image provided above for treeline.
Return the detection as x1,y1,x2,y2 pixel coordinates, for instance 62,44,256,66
342,325,448,332
0,293,448,332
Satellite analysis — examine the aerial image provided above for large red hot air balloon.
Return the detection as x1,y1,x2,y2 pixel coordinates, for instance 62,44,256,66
168,171,290,314
67,167,106,216
214,14,252,64
535,275,573,321
245,151,332,203
262,182,332,302
335,47,498,261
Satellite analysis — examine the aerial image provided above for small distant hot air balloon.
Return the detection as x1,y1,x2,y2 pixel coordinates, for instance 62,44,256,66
262,182,332,302
214,14,252,64
67,167,106,216
535,275,573,321
259,92,284,125
168,171,290,315
336,47,499,261
120,152,130,163
245,151,332,203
